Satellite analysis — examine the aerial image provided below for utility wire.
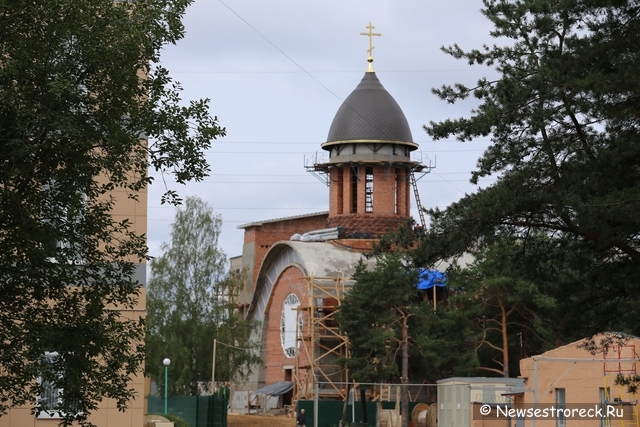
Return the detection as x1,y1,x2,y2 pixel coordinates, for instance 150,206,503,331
431,172,468,196
169,69,493,74
215,340,256,352
217,0,345,105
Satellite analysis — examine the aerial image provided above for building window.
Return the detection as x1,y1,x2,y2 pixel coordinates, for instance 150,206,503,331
37,352,81,420
350,167,358,213
394,169,399,214
336,168,344,214
39,373,61,418
365,167,373,213
556,388,566,427
42,180,87,264
600,387,611,427
280,294,303,358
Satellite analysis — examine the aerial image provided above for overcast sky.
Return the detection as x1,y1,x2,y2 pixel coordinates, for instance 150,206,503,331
147,0,502,264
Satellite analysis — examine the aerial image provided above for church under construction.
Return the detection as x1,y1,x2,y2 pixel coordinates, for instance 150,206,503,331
230,24,434,413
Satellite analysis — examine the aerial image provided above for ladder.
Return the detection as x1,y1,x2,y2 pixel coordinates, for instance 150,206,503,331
379,384,391,401
410,171,426,229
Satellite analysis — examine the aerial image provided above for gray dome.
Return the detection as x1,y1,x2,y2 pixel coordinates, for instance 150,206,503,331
326,72,413,144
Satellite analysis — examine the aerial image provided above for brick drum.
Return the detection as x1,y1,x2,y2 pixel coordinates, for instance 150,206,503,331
327,164,411,236
327,214,406,237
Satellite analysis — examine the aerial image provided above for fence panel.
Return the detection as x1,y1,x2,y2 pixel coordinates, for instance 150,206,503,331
147,393,228,427
297,400,431,427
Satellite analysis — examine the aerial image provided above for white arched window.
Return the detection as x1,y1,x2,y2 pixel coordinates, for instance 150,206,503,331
280,293,303,358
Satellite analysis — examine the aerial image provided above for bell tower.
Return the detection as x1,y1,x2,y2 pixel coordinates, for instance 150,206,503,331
306,24,430,237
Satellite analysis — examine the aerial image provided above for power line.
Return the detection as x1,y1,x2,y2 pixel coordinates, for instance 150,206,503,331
148,202,492,211
147,179,493,185
148,206,328,210
431,172,468,196
215,340,256,352
188,150,486,155
169,69,495,74
147,171,478,177
187,139,493,144
217,0,345,106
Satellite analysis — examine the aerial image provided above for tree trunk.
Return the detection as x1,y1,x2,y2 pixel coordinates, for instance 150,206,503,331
339,383,350,427
360,388,368,423
498,295,509,378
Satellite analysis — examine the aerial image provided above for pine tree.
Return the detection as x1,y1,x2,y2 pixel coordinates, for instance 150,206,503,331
422,0,640,336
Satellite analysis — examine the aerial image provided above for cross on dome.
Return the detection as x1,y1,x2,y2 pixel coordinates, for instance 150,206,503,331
359,22,381,72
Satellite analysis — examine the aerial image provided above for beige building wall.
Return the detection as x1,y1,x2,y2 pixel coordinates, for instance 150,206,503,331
517,335,640,427
0,182,147,427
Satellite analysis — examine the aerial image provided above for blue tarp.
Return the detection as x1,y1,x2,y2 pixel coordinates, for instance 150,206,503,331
416,269,447,290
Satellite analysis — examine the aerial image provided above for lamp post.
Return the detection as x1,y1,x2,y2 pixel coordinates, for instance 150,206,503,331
163,358,171,415
211,339,217,395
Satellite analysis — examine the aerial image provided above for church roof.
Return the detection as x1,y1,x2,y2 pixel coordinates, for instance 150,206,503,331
236,211,328,229
325,72,413,145
247,241,376,321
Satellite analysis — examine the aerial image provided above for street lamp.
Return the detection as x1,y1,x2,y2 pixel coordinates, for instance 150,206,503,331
163,358,171,415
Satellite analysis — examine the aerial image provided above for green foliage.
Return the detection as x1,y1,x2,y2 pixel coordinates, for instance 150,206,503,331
145,197,261,395
412,303,480,379
0,0,223,425
337,254,417,383
336,251,477,384
163,413,191,427
362,230,592,381
449,237,558,377
421,0,640,336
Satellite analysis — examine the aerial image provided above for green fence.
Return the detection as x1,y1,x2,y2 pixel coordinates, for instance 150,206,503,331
147,390,229,427
297,400,429,427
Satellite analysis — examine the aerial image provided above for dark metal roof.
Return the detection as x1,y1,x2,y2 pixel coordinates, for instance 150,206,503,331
237,211,328,230
326,72,413,144
253,381,293,396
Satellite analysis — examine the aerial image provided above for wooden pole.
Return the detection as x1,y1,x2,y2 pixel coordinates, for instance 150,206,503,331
433,284,436,311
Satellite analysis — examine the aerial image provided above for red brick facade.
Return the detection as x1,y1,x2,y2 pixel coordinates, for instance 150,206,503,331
328,165,411,236
329,238,377,252
241,214,328,289
262,266,310,386
327,214,407,236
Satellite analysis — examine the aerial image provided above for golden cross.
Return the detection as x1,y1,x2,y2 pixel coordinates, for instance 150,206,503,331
359,22,381,71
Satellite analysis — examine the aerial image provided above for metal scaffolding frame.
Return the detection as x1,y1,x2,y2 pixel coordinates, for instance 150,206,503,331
293,274,354,406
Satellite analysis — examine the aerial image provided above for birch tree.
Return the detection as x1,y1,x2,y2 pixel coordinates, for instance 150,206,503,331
145,197,260,395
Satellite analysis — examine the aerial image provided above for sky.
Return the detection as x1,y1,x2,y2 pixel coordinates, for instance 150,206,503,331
147,0,502,264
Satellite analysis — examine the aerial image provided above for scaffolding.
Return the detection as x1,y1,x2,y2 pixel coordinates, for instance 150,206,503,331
293,274,354,407
603,344,639,427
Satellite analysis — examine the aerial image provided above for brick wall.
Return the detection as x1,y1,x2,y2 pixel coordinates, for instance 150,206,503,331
330,239,377,252
240,214,328,297
263,266,310,386
327,214,406,236
327,164,411,236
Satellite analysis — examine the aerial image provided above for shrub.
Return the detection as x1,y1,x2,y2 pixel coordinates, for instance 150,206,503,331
163,413,190,427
